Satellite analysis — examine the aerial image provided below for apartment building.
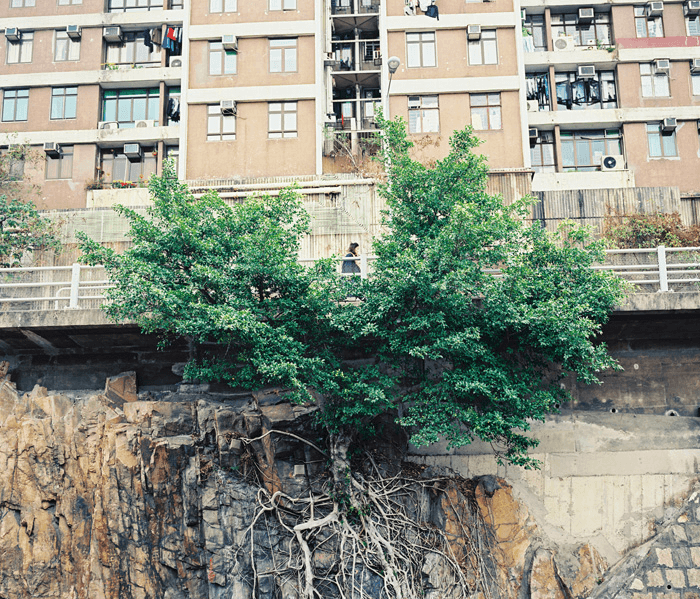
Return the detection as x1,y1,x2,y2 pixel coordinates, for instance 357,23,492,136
0,0,699,211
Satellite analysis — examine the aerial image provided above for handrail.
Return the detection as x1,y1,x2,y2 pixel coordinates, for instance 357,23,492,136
2,246,700,311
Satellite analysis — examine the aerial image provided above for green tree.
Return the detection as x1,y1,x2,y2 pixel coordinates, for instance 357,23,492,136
0,196,60,268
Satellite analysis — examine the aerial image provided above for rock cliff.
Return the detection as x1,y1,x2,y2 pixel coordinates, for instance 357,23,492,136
0,370,660,598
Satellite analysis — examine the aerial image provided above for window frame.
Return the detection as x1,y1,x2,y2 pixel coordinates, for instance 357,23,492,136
54,30,81,61
468,29,498,66
646,122,678,157
470,93,502,130
105,31,161,67
268,102,297,138
687,14,700,35
100,146,157,183
107,0,162,13
7,31,33,64
554,70,617,110
551,11,612,47
209,0,236,11
634,6,664,38
692,73,700,96
406,31,436,68
560,129,623,171
101,87,160,127
408,95,439,134
209,41,237,76
45,145,74,180
50,87,78,120
269,0,296,10
269,38,297,73
2,89,29,122
530,131,556,173
522,15,546,52
10,0,35,7
640,63,670,97
207,104,236,141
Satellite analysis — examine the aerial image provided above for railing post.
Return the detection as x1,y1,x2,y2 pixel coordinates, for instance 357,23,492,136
657,245,668,293
69,263,81,308
360,253,367,279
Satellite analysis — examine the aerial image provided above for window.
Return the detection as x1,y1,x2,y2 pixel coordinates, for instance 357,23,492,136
7,32,33,64
2,89,29,122
268,102,297,138
270,38,297,72
522,15,546,52
470,93,501,130
100,147,157,182
46,146,73,180
209,42,237,75
107,0,161,12
50,87,77,119
105,32,161,66
640,63,670,97
693,73,700,96
54,31,80,61
635,6,664,37
551,12,612,47
408,95,439,133
526,72,551,110
555,71,617,110
166,87,180,124
468,30,498,65
2,148,25,180
207,104,236,140
270,0,295,9
647,123,677,157
10,0,34,7
530,131,556,172
102,88,160,127
560,129,622,171
406,32,436,68
210,0,236,11
687,14,700,35
57,0,82,5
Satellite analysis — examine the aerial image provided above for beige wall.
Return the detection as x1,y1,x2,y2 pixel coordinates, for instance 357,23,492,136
387,27,518,80
190,0,313,26
618,62,698,108
625,122,700,195
0,85,100,134
386,0,513,17
186,100,316,179
188,35,315,89
0,0,105,19
389,90,524,169
0,28,104,74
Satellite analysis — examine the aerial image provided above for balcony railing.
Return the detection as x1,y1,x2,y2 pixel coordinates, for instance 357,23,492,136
2,247,699,312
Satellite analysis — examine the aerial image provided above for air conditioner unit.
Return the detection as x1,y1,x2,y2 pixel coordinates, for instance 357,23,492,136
170,58,183,67
220,99,237,116
373,49,381,60
43,142,61,157
408,96,420,108
66,25,81,39
601,154,624,171
654,58,671,73
103,26,122,42
685,0,700,14
578,7,595,21
99,121,119,130
647,1,663,16
662,117,677,131
526,100,539,112
552,36,575,52
692,58,700,72
529,127,539,139
124,143,141,159
578,65,596,79
222,34,237,51
4,28,21,42
135,120,153,128
467,25,481,40
520,8,526,20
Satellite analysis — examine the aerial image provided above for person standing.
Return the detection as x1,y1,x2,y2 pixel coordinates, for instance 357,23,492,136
342,242,361,274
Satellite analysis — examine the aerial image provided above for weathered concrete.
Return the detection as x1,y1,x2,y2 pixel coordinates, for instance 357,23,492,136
409,412,700,559
618,292,700,313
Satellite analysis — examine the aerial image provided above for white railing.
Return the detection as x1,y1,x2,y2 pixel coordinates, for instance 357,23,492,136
2,247,699,312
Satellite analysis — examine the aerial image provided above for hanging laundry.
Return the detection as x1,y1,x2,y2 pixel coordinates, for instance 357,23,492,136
425,4,439,19
151,26,163,46
143,29,153,52
167,98,180,122
166,26,178,42
404,0,416,15
418,0,430,12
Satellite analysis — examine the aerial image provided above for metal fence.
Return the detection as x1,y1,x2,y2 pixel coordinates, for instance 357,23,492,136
2,247,699,312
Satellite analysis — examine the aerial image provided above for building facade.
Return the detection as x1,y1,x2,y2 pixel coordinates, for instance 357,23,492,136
0,0,699,210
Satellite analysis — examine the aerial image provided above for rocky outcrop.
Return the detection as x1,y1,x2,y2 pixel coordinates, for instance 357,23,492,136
0,370,663,598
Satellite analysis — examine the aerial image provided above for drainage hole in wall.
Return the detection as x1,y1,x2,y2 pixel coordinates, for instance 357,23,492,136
610,408,618,414
665,410,679,417
667,585,672,590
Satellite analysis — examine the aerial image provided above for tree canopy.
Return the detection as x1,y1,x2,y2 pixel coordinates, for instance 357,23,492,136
80,120,625,467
